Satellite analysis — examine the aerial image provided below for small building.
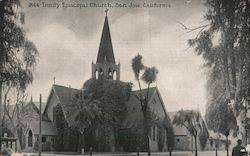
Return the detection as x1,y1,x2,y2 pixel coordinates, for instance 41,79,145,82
19,100,57,151
168,111,227,151
168,112,193,151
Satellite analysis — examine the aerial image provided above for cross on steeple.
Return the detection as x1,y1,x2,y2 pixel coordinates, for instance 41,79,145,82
105,8,109,16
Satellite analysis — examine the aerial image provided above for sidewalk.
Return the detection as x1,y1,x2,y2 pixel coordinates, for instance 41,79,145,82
10,150,227,156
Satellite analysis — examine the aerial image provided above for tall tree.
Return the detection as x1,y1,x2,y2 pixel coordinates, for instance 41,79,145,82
173,109,205,156
199,120,209,151
67,78,132,151
186,0,249,143
1,86,28,150
67,89,101,151
0,0,38,151
131,54,159,156
206,94,237,156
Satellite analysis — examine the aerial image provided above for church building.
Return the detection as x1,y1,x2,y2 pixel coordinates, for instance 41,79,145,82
23,13,170,152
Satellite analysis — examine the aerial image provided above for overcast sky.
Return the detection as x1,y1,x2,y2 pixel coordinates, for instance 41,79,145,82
22,0,208,114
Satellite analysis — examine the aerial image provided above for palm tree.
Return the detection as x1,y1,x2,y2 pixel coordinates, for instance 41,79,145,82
131,54,158,156
173,110,203,156
67,91,101,151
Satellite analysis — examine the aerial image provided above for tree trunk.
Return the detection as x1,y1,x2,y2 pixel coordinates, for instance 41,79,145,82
78,132,85,152
81,133,85,149
230,49,237,94
226,136,229,156
0,83,2,151
143,111,151,156
110,127,116,152
13,128,21,151
146,84,151,156
0,0,5,151
146,124,151,156
140,83,152,156
194,136,198,156
234,55,246,143
222,49,231,99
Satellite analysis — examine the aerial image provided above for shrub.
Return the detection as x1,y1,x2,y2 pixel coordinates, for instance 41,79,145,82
1,148,13,156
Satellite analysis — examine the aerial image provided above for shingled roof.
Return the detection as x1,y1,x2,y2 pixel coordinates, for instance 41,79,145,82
52,85,79,108
43,85,79,124
122,87,161,128
96,15,116,64
25,101,46,115
45,84,168,131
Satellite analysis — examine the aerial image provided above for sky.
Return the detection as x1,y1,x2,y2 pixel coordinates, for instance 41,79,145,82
21,0,208,114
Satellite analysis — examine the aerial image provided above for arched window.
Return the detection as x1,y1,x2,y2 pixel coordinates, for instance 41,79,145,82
28,130,33,147
108,68,113,79
113,71,117,80
99,68,104,76
95,70,99,79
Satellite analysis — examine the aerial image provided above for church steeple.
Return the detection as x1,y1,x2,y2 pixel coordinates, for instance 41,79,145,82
91,10,120,80
97,14,115,64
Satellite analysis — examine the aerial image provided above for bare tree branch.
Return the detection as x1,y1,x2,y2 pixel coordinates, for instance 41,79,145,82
177,21,210,37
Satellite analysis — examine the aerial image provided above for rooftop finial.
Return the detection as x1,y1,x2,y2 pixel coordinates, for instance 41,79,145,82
53,76,56,85
105,8,109,16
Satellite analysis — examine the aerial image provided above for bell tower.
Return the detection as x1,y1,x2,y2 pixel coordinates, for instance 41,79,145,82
92,10,120,80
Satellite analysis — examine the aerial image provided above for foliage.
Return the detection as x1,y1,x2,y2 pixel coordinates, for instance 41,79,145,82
53,105,69,151
173,109,207,156
206,96,237,137
1,148,13,156
131,54,159,156
67,91,101,134
188,0,249,139
81,78,132,128
141,67,159,84
163,115,175,151
205,96,237,155
118,128,146,152
0,0,38,150
173,110,203,137
132,54,144,80
199,121,209,150
67,78,132,151
0,0,38,88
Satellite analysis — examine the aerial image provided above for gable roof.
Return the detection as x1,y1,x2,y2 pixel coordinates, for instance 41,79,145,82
97,15,115,64
44,84,79,124
25,101,46,115
44,84,168,131
52,85,79,108
122,87,167,128
33,102,46,114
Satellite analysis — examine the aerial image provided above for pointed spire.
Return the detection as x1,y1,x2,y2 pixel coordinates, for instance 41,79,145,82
96,11,115,64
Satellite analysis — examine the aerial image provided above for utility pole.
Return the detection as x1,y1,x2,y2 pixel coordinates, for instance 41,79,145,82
0,0,5,152
39,94,42,156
